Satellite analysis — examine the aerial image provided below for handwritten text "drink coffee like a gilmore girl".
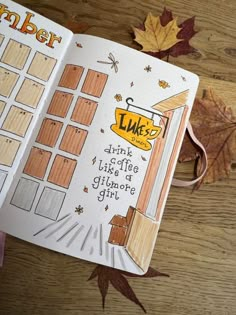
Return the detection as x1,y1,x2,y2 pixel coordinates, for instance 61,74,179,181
92,145,139,202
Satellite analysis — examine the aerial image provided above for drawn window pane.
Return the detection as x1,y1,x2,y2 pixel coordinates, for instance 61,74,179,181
15,78,44,108
11,178,39,211
0,170,7,192
2,105,33,137
0,100,6,117
47,90,73,118
23,147,51,179
27,52,57,81
71,97,98,126
35,187,66,220
59,125,88,156
0,135,20,166
1,39,31,70
0,67,19,97
81,69,108,98
58,65,84,90
36,118,63,147
48,155,77,188
0,34,4,46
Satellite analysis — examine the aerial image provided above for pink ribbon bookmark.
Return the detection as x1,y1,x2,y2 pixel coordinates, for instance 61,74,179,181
172,122,208,187
0,231,6,267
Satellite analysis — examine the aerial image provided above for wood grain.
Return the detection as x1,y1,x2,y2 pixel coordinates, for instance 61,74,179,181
27,52,57,81
47,154,77,188
0,66,19,97
15,78,45,108
1,39,31,70
36,118,63,147
2,105,33,137
23,147,52,179
0,1,236,314
0,100,6,117
47,90,74,118
59,64,84,90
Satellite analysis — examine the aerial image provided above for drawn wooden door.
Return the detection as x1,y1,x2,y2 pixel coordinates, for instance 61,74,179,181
47,90,74,118
0,67,19,97
15,78,44,108
1,39,31,70
0,135,21,166
71,97,98,126
47,155,77,188
2,106,33,137
59,125,88,156
28,52,57,81
36,118,63,147
23,147,52,179
0,100,6,117
81,69,108,98
59,65,84,90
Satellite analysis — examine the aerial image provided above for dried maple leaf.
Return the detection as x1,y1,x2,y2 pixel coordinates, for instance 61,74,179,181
88,264,169,313
133,12,182,53
65,19,89,33
179,88,236,188
134,8,197,60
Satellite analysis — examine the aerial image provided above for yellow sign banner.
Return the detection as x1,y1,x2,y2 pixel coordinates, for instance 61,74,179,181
111,108,162,151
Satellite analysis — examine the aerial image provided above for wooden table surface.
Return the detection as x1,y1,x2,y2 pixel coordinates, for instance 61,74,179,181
0,0,236,314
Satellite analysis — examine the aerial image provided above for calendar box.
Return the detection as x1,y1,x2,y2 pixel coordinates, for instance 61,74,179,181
0,66,19,97
81,69,108,98
28,52,57,81
0,135,21,166
59,125,88,156
2,105,33,137
1,39,31,70
11,178,39,211
35,187,66,220
71,97,98,126
0,100,6,117
48,155,77,188
15,78,44,108
47,90,74,118
36,118,63,147
0,34,4,46
23,147,51,179
58,64,84,90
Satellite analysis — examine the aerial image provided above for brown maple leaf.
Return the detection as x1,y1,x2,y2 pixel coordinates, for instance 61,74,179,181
134,8,197,60
64,18,89,33
88,264,169,313
179,88,236,188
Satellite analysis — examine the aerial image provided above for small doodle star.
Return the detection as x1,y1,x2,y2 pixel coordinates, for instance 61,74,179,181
144,65,152,72
75,205,83,215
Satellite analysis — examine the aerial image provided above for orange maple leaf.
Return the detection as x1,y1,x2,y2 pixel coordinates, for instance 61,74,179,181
133,12,182,53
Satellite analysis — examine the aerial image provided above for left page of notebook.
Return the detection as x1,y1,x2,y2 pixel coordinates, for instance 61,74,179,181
0,0,73,207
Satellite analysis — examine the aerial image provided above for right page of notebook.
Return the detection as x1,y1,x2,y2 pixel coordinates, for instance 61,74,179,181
0,34,199,274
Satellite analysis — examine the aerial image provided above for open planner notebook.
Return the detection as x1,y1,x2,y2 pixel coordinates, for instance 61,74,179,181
0,0,199,274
